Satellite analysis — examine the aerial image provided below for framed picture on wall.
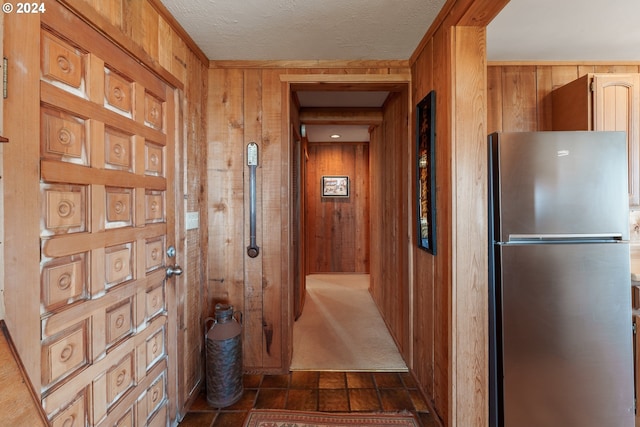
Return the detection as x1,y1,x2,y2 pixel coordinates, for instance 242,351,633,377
321,176,349,198
416,90,436,254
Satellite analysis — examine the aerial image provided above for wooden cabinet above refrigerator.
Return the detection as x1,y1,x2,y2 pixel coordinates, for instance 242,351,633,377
552,73,640,206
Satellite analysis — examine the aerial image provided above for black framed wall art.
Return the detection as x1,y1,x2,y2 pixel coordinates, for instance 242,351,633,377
416,90,436,254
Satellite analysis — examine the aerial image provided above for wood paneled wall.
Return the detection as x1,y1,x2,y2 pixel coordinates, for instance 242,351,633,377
182,45,209,404
487,63,640,133
207,68,288,372
206,66,410,373
369,89,411,359
410,1,508,426
411,27,453,427
305,142,370,273
66,0,208,85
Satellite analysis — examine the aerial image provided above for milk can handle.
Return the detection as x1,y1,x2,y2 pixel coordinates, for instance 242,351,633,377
204,317,215,339
234,311,243,325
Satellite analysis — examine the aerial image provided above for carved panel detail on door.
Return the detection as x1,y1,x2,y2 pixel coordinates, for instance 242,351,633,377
105,298,134,347
106,352,135,408
145,141,164,176
41,321,89,387
104,244,133,287
48,391,87,427
146,327,166,370
104,69,132,115
41,31,84,91
144,92,164,130
104,127,133,170
145,191,165,223
41,254,88,312
146,281,165,319
42,185,87,235
145,238,164,272
105,187,133,227
41,108,87,164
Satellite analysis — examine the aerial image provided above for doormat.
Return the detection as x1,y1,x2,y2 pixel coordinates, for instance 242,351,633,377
243,409,419,427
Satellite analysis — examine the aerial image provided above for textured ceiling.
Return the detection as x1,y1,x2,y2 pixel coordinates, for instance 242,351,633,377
161,0,640,62
159,0,446,60
487,0,640,61
159,0,640,142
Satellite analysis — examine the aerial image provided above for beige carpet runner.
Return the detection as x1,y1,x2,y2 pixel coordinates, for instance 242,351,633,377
243,409,419,426
290,274,407,372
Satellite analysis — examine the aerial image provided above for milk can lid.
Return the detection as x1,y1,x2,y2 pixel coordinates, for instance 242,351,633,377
214,303,234,321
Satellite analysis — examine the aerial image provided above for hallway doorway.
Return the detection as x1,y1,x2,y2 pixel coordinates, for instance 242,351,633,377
285,74,413,372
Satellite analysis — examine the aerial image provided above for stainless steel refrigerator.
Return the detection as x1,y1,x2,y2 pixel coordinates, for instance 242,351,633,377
488,131,635,427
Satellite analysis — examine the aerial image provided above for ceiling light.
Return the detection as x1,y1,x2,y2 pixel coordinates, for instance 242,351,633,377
330,134,341,139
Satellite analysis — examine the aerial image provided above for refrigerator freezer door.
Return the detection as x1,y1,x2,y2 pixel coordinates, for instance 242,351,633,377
499,242,634,427
490,131,629,242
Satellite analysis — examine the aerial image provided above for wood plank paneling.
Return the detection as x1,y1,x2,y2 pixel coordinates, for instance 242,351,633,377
410,24,456,426
431,24,451,425
487,64,640,133
181,47,208,410
353,143,370,273
535,66,553,130
207,68,411,374
411,36,436,405
207,68,246,319
369,87,410,358
3,10,42,388
487,66,503,134
262,68,285,370
59,0,180,89
206,67,288,372
500,66,538,131
451,25,488,427
243,69,264,370
410,3,508,426
304,143,370,273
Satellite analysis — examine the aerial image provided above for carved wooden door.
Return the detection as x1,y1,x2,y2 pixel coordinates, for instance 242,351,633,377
37,4,178,426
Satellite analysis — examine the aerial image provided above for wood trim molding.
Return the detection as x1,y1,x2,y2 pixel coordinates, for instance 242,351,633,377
307,140,370,146
280,74,411,94
488,60,640,66
210,59,411,69
281,74,411,82
410,0,508,65
299,108,383,125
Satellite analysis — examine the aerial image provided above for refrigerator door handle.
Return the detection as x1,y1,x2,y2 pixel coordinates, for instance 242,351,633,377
508,233,623,242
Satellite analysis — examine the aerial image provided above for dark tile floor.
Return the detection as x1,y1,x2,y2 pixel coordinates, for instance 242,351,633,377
178,371,440,427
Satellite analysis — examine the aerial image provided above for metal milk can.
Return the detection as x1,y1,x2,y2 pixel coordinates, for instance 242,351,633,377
204,303,243,407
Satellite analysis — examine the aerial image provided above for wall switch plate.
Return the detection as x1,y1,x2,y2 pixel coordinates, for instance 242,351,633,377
186,212,199,230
